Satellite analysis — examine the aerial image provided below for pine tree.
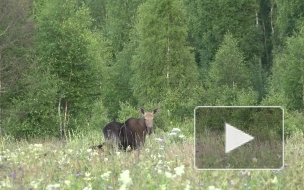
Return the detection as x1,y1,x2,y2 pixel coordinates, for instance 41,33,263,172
205,33,257,106
131,0,200,119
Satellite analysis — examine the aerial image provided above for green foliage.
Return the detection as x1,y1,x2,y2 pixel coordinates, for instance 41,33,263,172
0,0,35,137
131,0,200,121
84,99,109,132
4,64,59,139
275,0,304,40
101,42,137,120
103,0,143,55
185,0,262,68
117,102,141,122
34,0,108,134
271,24,304,110
204,33,258,106
284,111,304,137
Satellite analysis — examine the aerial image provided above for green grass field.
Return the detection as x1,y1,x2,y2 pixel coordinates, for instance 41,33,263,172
0,127,303,190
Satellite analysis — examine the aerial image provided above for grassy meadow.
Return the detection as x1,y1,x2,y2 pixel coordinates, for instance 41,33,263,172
0,126,303,190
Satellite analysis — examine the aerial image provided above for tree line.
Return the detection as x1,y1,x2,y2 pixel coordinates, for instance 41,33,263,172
0,0,303,139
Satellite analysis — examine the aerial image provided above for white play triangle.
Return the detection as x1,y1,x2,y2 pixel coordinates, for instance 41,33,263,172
225,123,254,153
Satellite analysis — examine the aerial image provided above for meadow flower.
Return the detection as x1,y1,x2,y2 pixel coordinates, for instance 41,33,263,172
271,176,278,184
46,183,60,190
151,154,156,159
155,138,164,142
116,151,121,156
169,132,176,136
208,185,220,190
165,171,175,179
184,180,191,190
178,135,185,138
171,128,181,132
174,165,185,176
244,183,250,189
34,144,43,147
0,178,12,188
104,157,109,162
118,170,132,190
87,149,92,153
30,180,39,189
64,180,71,186
160,184,167,190
84,172,92,181
101,171,112,180
30,179,42,189
83,184,92,190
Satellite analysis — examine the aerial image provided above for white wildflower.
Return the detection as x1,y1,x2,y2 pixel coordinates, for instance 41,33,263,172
118,170,132,190
160,184,167,190
83,184,92,190
171,128,181,132
184,180,191,190
155,138,164,142
85,172,91,177
87,149,92,153
271,176,278,184
165,172,175,179
208,186,221,190
30,180,41,189
101,171,112,180
174,165,185,176
64,180,71,186
46,183,60,190
119,170,132,184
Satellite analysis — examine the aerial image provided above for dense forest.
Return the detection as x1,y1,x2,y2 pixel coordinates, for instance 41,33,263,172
1,0,304,139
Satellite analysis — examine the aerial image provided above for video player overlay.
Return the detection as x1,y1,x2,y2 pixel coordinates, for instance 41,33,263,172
194,106,284,170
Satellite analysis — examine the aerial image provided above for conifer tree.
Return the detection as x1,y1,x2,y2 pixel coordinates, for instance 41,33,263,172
205,33,257,106
131,0,200,119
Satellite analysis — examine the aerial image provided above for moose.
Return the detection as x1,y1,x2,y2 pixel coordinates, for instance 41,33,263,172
93,108,159,151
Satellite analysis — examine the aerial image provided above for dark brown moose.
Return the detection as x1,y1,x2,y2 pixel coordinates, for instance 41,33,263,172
92,108,159,151
120,108,159,150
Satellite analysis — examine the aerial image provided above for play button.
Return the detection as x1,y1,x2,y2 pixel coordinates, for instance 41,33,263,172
195,106,283,169
225,123,254,153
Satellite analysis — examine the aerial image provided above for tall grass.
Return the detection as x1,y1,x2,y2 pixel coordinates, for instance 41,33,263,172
0,125,303,189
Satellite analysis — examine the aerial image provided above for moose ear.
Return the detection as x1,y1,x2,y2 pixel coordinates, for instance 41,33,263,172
153,108,159,114
139,108,145,114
